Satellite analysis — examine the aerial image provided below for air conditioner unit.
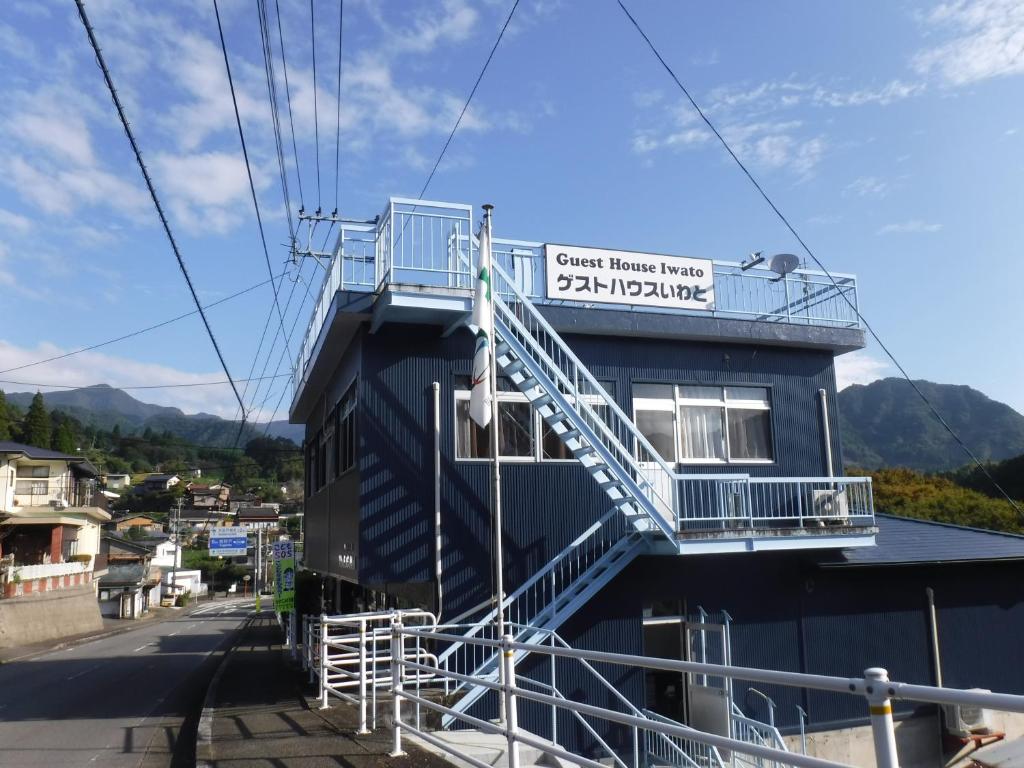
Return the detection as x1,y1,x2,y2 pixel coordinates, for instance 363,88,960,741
812,489,849,523
943,691,993,737
49,498,70,510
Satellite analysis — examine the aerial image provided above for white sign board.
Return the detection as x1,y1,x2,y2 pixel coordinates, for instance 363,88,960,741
544,244,714,311
209,526,249,557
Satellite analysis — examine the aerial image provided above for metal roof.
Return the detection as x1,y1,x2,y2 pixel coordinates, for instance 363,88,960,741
826,514,1024,567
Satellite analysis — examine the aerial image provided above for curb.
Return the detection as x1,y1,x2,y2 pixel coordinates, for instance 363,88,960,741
0,597,248,666
195,611,260,768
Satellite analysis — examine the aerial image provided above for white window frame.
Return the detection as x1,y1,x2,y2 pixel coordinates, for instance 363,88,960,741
632,384,775,466
454,389,537,463
454,388,612,463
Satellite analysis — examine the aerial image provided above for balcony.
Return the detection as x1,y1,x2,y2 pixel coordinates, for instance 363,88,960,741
294,198,863,398
9,478,98,510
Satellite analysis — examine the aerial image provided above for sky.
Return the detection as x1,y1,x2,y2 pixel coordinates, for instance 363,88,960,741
0,0,1022,421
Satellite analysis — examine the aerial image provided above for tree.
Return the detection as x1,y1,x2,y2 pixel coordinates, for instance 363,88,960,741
20,393,51,448
0,390,11,440
52,420,76,454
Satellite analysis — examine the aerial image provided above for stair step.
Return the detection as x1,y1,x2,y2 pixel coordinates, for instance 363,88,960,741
495,342,510,357
503,359,526,375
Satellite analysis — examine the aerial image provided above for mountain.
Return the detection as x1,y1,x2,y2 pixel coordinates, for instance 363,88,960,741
838,378,1024,472
4,385,301,446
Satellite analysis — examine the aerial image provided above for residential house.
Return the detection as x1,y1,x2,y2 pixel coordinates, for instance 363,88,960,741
289,198,1024,761
141,473,179,492
227,492,260,512
235,506,280,531
187,481,230,511
111,513,163,533
0,441,111,598
97,534,161,618
103,473,131,490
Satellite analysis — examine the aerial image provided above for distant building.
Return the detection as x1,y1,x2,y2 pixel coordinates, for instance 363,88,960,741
235,506,279,530
141,474,179,492
97,535,162,618
103,473,131,490
187,482,230,511
111,513,162,533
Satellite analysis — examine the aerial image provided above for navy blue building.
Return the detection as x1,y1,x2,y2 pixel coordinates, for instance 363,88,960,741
290,199,1024,758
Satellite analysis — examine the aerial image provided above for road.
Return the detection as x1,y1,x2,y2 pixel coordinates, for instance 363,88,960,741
0,599,254,768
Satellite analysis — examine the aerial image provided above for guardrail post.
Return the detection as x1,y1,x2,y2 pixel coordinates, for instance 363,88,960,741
500,634,521,768
865,668,900,768
390,621,405,757
357,618,370,734
320,614,329,709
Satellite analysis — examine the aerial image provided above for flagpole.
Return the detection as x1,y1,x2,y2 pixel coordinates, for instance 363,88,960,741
482,203,506,723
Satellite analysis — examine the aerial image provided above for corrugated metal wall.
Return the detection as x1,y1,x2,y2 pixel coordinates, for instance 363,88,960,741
355,324,843,614
301,320,1024,755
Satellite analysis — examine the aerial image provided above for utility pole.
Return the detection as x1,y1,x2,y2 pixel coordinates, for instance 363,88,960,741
170,496,183,600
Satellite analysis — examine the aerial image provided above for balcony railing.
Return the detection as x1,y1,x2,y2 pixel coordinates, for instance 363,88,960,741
10,478,97,509
294,199,861,392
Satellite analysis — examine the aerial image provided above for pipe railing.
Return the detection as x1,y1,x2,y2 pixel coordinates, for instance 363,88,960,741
394,625,1024,768
293,199,862,393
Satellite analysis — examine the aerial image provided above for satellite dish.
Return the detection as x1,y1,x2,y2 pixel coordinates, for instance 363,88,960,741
769,253,800,277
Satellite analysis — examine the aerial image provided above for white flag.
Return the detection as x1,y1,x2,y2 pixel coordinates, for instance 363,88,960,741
469,213,494,428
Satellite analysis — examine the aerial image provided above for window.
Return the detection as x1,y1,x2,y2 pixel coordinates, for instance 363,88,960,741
633,384,773,464
336,384,357,476
455,396,535,459
16,465,49,478
454,378,616,462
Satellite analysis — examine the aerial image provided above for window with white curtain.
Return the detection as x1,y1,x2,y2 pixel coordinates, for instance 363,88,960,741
633,384,774,464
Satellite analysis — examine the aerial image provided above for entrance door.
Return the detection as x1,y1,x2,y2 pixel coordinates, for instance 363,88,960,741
684,620,732,741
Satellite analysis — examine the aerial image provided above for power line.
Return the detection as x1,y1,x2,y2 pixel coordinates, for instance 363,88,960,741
75,0,247,424
334,0,344,213
615,0,1023,518
0,373,292,391
419,0,521,198
0,273,286,376
310,0,322,210
213,0,293,369
274,0,304,209
256,0,298,244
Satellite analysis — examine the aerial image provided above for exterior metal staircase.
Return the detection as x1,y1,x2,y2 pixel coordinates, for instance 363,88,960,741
438,258,682,723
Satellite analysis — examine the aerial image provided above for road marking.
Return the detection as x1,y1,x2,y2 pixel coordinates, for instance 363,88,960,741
133,643,152,652
66,663,102,681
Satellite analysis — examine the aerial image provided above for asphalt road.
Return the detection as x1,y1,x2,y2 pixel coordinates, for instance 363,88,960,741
0,599,255,768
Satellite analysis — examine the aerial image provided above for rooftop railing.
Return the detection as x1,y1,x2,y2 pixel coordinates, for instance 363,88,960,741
294,198,861,392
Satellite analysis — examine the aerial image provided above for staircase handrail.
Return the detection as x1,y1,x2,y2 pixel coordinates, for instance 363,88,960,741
491,259,679,484
435,509,625,666
642,708,728,768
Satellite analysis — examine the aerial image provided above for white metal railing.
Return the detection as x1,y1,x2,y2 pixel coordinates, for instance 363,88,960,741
303,609,438,734
12,561,88,580
643,709,726,768
390,624,1024,768
490,256,875,537
435,508,641,693
293,199,861,392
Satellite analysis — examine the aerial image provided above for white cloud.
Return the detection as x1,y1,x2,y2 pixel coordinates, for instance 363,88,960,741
845,176,891,198
0,339,250,418
0,21,37,61
835,351,893,390
0,209,32,235
150,150,267,235
914,0,1024,85
3,156,149,218
876,220,943,234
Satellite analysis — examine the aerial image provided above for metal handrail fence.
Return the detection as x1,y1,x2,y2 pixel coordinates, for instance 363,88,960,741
306,610,438,734
392,624,1024,768
293,199,862,394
